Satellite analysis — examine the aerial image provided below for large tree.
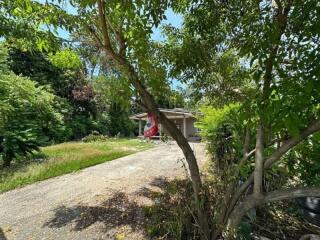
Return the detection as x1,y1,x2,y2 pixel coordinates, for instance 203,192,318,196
165,0,320,238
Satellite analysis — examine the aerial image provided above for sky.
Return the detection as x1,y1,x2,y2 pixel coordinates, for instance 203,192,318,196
152,9,184,89
150,9,184,90
151,9,183,41
55,5,183,42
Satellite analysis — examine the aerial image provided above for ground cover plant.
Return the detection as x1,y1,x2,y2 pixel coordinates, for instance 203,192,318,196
0,139,152,193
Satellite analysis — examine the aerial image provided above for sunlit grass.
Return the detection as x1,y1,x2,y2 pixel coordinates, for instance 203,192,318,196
0,138,152,193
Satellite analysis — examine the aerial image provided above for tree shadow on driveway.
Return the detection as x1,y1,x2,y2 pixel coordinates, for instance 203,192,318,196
43,177,193,239
43,192,145,232
0,228,8,240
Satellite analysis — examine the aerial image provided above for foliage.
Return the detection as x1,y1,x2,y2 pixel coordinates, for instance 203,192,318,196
184,0,320,180
3,0,320,238
6,44,138,140
286,133,320,186
82,131,109,142
49,49,83,70
196,104,243,166
0,72,65,167
183,0,320,135
93,76,137,137
72,37,101,77
7,46,117,139
155,88,186,109
0,0,74,51
8,46,83,98
162,0,320,237
142,179,197,239
163,36,252,106
237,222,253,240
93,75,132,109
0,139,153,192
107,103,136,137
196,104,241,141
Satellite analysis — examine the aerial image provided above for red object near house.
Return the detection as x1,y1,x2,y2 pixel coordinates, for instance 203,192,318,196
144,112,158,137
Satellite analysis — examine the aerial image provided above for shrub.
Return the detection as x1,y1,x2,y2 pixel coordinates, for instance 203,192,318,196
196,104,244,170
82,131,109,142
0,45,64,167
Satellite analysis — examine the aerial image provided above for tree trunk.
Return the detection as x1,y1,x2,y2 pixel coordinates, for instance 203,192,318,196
95,2,209,235
225,195,263,239
253,123,264,196
2,154,12,168
125,65,210,239
225,187,320,239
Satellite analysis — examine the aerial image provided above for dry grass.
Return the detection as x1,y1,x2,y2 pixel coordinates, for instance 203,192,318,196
0,138,153,193
252,201,320,240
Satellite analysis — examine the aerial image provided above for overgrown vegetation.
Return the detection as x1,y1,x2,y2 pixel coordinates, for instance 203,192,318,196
142,179,197,239
141,179,320,240
0,45,65,167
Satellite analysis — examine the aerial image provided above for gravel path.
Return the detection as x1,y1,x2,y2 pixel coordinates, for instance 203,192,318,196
0,142,206,240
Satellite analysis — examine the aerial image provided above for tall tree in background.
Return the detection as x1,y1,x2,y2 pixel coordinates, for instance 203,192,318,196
6,46,104,139
0,0,70,51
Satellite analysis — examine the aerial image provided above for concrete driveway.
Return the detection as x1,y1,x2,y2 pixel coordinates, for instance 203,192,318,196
0,142,206,240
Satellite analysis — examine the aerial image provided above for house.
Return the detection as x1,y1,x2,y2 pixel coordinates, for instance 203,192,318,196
129,108,200,140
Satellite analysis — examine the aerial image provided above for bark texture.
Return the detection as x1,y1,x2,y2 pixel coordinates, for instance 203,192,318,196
253,123,264,196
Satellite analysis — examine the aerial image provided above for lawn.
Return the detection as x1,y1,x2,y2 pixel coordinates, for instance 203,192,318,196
0,138,152,193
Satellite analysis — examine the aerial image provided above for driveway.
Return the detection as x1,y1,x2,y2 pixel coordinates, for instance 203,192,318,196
0,142,206,240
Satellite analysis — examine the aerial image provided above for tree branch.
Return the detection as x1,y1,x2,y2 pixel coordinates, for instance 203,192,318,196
227,119,320,222
227,186,320,231
104,15,127,56
236,135,255,175
243,128,251,156
86,25,103,48
265,187,320,202
94,2,210,236
97,0,114,54
228,0,292,210
253,123,264,195
260,2,291,112
264,119,320,169
237,135,288,164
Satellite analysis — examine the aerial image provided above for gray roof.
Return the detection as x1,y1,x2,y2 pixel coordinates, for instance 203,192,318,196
130,108,195,120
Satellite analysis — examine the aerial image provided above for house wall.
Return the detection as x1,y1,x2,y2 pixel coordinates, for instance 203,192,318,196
186,118,198,137
161,117,198,138
161,120,180,136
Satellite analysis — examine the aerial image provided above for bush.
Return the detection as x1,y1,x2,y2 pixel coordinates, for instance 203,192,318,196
0,45,65,167
196,104,244,171
82,131,109,142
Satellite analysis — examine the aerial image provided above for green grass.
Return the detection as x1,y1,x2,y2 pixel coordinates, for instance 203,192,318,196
0,138,153,193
